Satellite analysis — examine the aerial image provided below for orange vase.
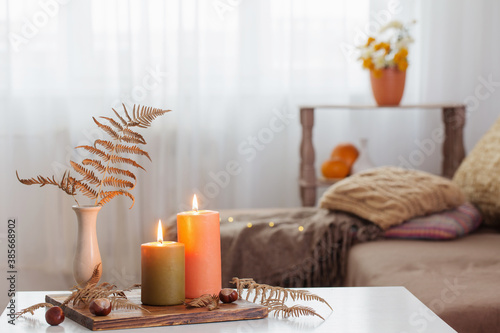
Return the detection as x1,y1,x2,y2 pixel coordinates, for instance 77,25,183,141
370,67,406,106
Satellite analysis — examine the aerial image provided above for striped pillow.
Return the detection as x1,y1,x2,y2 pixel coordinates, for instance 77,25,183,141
384,202,482,240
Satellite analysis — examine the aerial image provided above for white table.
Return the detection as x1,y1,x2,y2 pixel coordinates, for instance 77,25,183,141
1,287,456,332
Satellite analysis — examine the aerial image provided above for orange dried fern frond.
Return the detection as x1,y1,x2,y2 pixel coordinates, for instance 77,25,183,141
101,176,134,189
93,117,120,140
115,144,151,161
15,303,54,318
98,190,135,208
17,104,169,208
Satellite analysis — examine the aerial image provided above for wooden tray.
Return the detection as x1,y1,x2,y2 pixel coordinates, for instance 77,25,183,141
46,290,268,331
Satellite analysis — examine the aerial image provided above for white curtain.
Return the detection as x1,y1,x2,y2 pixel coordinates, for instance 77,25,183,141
1,0,499,302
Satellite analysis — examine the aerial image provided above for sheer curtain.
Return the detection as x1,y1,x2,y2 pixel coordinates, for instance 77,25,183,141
1,0,499,302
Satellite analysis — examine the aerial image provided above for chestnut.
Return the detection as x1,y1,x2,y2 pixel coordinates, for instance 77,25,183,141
89,298,112,316
219,288,238,303
45,306,65,326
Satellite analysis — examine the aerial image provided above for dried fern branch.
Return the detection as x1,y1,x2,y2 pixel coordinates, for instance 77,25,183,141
16,104,171,209
15,303,54,318
61,265,149,313
264,299,325,320
230,277,332,320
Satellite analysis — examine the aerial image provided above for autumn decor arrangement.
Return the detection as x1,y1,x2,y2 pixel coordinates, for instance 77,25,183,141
358,20,415,106
17,104,170,285
321,142,359,180
15,105,333,330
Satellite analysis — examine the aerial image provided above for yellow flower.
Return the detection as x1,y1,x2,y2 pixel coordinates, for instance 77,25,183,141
397,59,408,71
362,58,375,70
365,37,376,46
393,48,408,63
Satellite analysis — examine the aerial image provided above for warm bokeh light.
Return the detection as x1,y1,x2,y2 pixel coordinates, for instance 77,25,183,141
157,220,163,243
192,194,198,212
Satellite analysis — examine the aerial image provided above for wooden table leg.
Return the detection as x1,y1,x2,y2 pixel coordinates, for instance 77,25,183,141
442,106,466,178
300,108,316,207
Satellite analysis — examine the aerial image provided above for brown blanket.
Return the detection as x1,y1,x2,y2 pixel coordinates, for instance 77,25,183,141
167,207,380,288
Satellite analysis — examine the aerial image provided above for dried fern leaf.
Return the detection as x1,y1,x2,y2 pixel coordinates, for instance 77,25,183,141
76,145,110,161
269,302,325,320
98,190,135,208
122,129,146,145
115,144,151,161
112,108,128,127
82,159,106,173
93,117,120,140
74,181,99,199
62,290,78,306
122,103,133,122
110,297,149,312
70,161,100,184
108,155,145,170
184,294,214,309
15,303,54,318
16,171,58,187
86,263,102,286
17,171,76,195
102,176,134,189
106,167,136,181
246,283,256,301
231,277,333,315
289,290,332,311
100,116,124,131
121,135,147,145
133,105,171,127
94,139,115,152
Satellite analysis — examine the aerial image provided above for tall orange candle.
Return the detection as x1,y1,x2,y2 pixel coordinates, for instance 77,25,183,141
177,195,221,298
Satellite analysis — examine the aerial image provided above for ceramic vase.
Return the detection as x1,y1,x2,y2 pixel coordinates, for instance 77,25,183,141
370,67,406,106
72,205,102,286
351,138,376,174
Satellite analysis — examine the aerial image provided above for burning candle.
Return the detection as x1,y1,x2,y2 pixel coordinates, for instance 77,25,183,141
141,220,185,306
177,195,221,298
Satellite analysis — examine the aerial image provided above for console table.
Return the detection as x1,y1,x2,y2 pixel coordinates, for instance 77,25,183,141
299,104,466,207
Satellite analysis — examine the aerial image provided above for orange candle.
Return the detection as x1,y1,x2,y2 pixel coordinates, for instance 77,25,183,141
177,195,221,298
141,220,185,306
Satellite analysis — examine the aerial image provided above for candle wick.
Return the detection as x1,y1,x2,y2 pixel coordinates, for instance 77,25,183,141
159,239,163,245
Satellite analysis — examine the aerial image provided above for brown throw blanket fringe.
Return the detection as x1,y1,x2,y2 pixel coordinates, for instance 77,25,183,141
167,207,381,288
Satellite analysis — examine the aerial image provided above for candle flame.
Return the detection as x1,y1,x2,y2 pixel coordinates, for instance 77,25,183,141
192,194,198,212
157,220,163,244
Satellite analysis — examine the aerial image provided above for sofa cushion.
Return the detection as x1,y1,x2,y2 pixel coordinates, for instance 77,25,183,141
453,116,500,228
319,166,465,230
384,202,482,240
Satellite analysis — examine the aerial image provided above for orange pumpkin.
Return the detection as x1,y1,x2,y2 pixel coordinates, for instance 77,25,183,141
331,143,359,168
321,158,350,179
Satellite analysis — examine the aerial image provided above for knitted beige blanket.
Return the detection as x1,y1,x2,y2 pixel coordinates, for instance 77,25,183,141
167,207,380,288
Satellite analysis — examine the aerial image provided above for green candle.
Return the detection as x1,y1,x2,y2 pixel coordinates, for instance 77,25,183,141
141,221,185,306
